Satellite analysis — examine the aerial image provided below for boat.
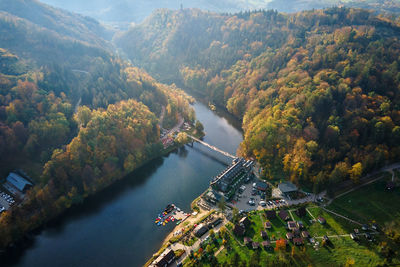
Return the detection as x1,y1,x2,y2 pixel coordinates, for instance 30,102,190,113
176,221,181,225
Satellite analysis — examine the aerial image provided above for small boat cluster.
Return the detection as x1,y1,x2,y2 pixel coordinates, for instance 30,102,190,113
154,204,191,226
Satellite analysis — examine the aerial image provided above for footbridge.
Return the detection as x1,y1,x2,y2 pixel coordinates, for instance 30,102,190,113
187,134,237,159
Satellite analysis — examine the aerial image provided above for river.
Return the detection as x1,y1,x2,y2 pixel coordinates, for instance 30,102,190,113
5,101,243,267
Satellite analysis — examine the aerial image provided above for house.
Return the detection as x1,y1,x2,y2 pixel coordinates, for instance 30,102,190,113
244,237,252,245
194,224,208,237
287,221,297,230
362,224,368,231
354,229,360,234
152,248,175,267
296,207,307,217
297,221,304,229
252,242,259,250
301,231,310,238
262,240,272,249
372,223,379,231
239,217,251,228
5,172,33,193
256,182,268,192
266,210,276,220
286,232,294,240
279,210,290,221
208,218,222,229
323,235,329,242
318,216,326,225
234,224,245,236
277,181,298,195
261,231,268,239
293,237,304,246
265,221,272,229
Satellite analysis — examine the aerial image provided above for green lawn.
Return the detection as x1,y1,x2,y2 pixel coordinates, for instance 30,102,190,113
328,176,400,226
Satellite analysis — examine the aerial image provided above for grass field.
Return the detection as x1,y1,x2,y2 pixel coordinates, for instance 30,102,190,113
328,176,400,226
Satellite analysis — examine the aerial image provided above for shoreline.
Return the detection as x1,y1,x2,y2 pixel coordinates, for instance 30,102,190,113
0,129,205,259
144,189,212,267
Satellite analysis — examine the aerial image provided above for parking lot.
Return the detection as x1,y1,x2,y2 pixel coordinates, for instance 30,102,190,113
230,180,263,212
0,190,15,212
230,179,290,212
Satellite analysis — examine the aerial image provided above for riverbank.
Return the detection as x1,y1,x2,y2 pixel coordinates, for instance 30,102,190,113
3,101,244,267
1,117,204,254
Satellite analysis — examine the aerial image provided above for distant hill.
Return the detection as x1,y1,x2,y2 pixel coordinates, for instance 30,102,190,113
38,0,400,25
0,0,114,46
115,7,400,188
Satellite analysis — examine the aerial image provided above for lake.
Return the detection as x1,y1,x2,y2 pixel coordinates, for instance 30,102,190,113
5,101,243,267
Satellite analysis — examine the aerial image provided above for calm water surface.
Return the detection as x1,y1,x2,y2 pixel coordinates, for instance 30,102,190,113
6,101,243,267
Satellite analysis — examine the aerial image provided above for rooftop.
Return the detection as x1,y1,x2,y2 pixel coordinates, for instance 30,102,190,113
278,181,298,193
6,172,33,192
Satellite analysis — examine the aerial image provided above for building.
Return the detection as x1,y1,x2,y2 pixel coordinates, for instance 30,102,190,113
194,224,208,237
262,240,272,249
255,182,268,192
293,237,304,246
5,172,33,193
287,221,297,230
210,158,254,198
266,210,276,220
265,221,272,229
239,216,251,228
252,242,259,250
277,181,298,196
234,224,245,236
279,210,290,221
286,232,294,240
244,237,252,246
301,231,310,238
152,248,175,267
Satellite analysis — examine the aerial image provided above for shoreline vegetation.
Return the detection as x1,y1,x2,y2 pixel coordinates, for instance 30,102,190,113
0,111,205,256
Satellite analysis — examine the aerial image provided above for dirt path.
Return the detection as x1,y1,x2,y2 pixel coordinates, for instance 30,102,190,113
321,207,363,226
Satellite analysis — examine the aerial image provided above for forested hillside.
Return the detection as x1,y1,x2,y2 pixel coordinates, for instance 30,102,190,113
116,7,400,189
0,1,195,249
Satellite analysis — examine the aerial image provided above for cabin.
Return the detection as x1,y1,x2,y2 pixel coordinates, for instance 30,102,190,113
262,240,272,249
279,210,290,221
152,248,175,267
5,172,33,193
301,231,310,238
297,221,304,229
244,237,252,246
239,216,251,228
233,224,245,236
287,221,297,230
252,242,259,250
318,216,326,225
286,232,294,240
266,210,276,220
296,207,307,217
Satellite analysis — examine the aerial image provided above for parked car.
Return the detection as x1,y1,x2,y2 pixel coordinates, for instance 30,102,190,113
259,201,266,207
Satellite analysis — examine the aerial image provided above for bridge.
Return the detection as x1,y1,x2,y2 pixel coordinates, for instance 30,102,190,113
187,134,237,159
